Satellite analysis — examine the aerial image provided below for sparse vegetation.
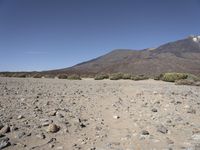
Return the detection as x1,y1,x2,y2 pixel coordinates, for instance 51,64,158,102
154,73,164,80
67,74,81,80
43,74,55,79
12,73,27,78
154,72,200,86
161,73,188,82
131,75,149,81
33,73,43,78
94,74,109,80
109,73,124,80
175,79,195,86
57,74,68,79
186,73,200,81
122,74,132,79
109,73,149,81
174,74,200,86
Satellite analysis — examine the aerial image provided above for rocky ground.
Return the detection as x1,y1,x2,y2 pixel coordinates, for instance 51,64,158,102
0,77,200,150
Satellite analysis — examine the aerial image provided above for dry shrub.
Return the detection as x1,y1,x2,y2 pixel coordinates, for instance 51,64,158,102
33,73,43,78
161,73,188,82
122,74,132,80
57,74,68,79
131,75,149,81
94,74,109,80
110,73,124,80
68,74,81,80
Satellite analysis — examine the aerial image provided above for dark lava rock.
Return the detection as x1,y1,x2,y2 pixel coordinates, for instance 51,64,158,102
151,108,158,112
141,130,150,135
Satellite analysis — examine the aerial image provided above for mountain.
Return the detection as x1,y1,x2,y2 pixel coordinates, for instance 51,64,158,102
1,36,199,77
55,35,200,76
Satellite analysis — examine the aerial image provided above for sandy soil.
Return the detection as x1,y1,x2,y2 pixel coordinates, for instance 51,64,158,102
0,77,200,150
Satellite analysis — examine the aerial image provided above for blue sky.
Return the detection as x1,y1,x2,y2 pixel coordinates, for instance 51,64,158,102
0,0,200,71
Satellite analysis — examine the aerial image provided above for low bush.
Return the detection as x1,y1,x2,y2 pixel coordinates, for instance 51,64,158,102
68,74,81,80
174,74,200,86
43,74,55,79
131,75,149,81
94,74,109,80
122,74,132,80
0,73,12,77
175,79,195,86
154,74,164,80
110,73,124,80
57,74,68,79
13,73,27,78
33,73,43,78
186,74,200,82
161,73,188,82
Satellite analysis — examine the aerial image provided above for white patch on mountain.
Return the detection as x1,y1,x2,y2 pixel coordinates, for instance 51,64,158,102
192,35,200,42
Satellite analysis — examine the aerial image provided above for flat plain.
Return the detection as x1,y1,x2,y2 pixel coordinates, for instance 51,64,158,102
0,77,200,150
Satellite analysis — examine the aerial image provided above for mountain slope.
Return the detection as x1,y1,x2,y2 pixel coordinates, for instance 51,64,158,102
52,36,200,76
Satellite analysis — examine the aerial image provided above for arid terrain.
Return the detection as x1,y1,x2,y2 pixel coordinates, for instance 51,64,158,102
0,77,200,150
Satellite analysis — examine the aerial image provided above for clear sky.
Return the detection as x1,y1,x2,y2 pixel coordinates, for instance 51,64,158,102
0,0,200,71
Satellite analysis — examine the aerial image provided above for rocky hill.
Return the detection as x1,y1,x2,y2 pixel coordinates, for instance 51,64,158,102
58,35,200,76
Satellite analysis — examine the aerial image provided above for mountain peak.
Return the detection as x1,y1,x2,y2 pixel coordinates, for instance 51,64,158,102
188,35,200,42
52,36,200,76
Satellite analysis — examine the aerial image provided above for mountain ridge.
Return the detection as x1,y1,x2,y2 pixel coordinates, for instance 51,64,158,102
1,36,200,77
58,35,200,76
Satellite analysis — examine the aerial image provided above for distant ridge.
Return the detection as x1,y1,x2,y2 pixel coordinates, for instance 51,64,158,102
1,36,200,77
53,35,200,76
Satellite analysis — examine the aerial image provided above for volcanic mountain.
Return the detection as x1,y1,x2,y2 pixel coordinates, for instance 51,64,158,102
53,35,200,76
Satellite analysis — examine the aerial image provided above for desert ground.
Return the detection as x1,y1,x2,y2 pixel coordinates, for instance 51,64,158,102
0,77,200,150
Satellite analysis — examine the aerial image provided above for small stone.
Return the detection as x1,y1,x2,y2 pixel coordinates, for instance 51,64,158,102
42,122,50,127
154,101,160,104
56,146,64,150
95,126,102,131
175,116,183,122
10,126,18,132
47,124,59,133
187,107,196,114
0,125,10,134
57,113,64,118
0,137,11,149
80,123,86,128
17,115,24,119
151,108,158,112
49,144,54,148
153,91,158,95
20,98,25,101
192,128,200,134
166,138,174,144
27,132,32,136
175,101,182,105
141,130,149,135
41,119,53,127
166,119,172,124
157,125,168,134
192,134,200,140
15,132,26,139
48,111,57,116
47,138,56,144
113,115,120,119
36,133,45,139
